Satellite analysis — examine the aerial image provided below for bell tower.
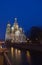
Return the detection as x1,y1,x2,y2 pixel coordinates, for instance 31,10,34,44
5,21,11,41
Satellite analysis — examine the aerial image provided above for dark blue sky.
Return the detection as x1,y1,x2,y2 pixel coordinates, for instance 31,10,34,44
0,0,42,40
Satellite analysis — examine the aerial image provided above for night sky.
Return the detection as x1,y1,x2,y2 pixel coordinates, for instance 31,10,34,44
0,0,42,40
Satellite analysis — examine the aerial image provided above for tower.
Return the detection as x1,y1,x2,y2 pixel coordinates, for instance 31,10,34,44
14,18,19,31
5,21,11,41
11,26,15,43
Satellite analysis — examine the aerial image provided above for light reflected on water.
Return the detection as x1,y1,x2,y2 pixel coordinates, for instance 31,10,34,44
10,47,21,65
11,47,14,57
15,49,17,55
17,49,21,55
26,51,30,57
15,49,21,60
26,51,32,65
10,47,32,65
11,47,21,59
11,47,21,56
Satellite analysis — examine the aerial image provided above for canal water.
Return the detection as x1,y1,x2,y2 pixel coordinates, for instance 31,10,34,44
6,47,42,65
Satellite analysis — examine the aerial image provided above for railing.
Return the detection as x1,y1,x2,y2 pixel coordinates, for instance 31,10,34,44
4,53,12,65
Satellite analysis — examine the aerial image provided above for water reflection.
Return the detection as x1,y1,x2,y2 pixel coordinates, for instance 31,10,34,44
15,49,17,54
10,47,21,65
11,47,14,57
9,47,32,65
26,51,32,65
11,48,21,57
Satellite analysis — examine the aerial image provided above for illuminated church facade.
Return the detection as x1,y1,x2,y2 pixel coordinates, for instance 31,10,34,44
5,18,27,43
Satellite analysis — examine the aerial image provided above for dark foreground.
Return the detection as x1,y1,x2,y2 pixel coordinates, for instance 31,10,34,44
0,42,42,65
0,47,42,65
4,47,42,65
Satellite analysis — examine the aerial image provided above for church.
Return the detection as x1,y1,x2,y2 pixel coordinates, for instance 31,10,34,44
5,18,27,43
